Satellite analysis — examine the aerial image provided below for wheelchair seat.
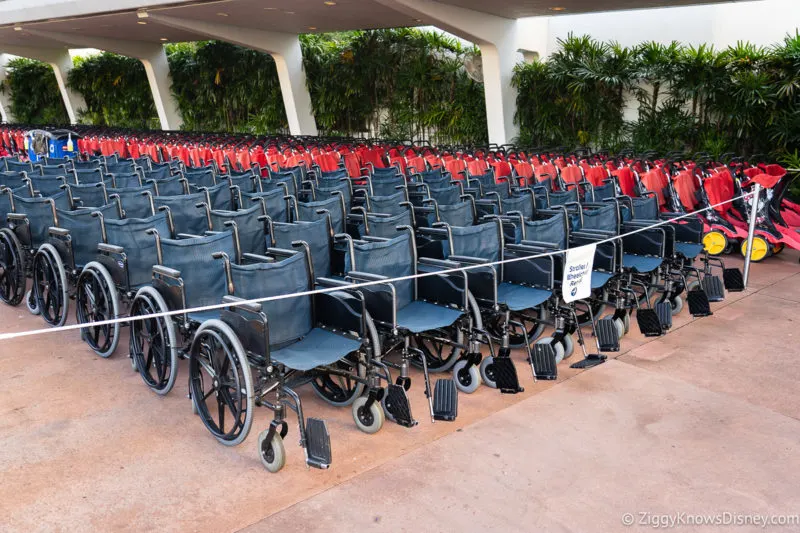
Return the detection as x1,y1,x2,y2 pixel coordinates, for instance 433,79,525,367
495,282,551,312
674,241,704,259
187,309,221,323
272,328,362,371
395,300,464,333
622,253,662,273
591,271,614,289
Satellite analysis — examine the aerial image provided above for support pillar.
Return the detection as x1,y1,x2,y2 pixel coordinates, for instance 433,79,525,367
148,14,318,136
23,30,182,130
376,0,520,145
3,45,85,124
0,54,16,123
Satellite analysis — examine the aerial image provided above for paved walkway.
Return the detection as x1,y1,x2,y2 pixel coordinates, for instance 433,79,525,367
1,251,799,532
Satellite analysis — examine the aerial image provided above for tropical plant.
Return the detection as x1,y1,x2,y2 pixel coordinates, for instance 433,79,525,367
2,58,68,124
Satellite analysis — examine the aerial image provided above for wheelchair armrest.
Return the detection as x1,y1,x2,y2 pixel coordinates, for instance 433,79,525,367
48,227,70,238
316,276,350,288
519,240,558,250
98,243,124,255
417,264,468,311
345,272,396,328
347,271,389,282
448,254,490,265
7,213,27,222
153,265,181,279
316,290,366,338
176,233,202,240
503,248,555,290
418,257,461,270
222,295,262,313
265,247,296,259
416,226,448,238
242,252,274,264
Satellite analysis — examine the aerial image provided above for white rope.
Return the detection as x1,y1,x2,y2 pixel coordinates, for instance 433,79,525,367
0,193,753,342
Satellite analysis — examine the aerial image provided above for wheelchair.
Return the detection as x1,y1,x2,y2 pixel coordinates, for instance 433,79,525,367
190,244,380,472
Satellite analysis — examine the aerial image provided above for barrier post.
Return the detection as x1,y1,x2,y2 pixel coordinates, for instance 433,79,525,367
742,183,762,288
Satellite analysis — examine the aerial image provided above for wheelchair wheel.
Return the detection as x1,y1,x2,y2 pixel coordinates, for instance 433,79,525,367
452,359,481,394
32,244,68,327
573,296,606,327
311,353,367,407
562,335,574,359
352,395,384,434
488,304,548,349
669,295,684,315
0,228,25,306
189,319,254,446
25,289,40,315
76,262,120,358
258,430,286,473
613,318,624,339
410,294,479,373
130,286,178,395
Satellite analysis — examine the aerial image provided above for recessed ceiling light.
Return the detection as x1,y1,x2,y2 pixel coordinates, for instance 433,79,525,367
413,18,423,22
285,10,296,14
13,25,22,31
308,26,317,30
324,1,337,5
549,6,566,11
137,9,148,18
160,38,169,41
137,21,147,25
217,12,228,17
264,6,277,9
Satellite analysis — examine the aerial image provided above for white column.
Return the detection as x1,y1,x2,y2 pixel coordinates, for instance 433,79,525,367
375,0,520,145
3,45,86,124
0,54,15,122
22,30,182,130
148,14,318,136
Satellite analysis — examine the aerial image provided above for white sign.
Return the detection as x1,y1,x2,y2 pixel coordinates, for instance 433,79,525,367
562,243,596,303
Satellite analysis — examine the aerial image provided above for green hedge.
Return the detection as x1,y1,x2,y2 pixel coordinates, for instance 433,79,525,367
3,29,799,159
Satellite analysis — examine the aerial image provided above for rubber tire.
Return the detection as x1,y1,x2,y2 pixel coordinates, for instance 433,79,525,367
740,236,769,262
772,243,785,255
537,337,565,364
352,395,385,434
670,295,684,316
623,313,631,334
562,334,574,359
687,279,701,292
702,230,728,256
35,244,69,327
453,359,481,394
190,319,254,446
0,228,26,306
25,289,40,315
130,285,178,396
78,262,121,358
614,319,624,340
479,356,497,389
258,431,286,473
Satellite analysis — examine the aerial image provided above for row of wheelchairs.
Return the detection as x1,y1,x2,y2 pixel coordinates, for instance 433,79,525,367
0,153,744,473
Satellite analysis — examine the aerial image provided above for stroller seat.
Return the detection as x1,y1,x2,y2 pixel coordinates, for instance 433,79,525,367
272,328,362,371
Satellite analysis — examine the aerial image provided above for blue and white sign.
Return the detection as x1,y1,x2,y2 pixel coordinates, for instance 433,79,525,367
562,243,596,303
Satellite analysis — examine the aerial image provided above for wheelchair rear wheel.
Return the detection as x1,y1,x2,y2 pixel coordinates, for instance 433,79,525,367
312,353,367,407
32,244,68,327
189,319,254,446
76,262,121,358
130,286,179,395
0,228,25,306
487,305,548,349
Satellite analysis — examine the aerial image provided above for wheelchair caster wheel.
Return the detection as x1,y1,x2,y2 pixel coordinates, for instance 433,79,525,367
191,397,199,416
130,355,137,372
258,430,286,473
352,396,384,434
479,357,497,389
537,337,565,364
25,290,40,315
670,295,683,315
613,318,624,340
453,359,481,394
624,313,630,334
562,335,574,359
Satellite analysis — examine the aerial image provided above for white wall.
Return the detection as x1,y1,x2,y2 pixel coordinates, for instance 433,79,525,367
537,0,799,58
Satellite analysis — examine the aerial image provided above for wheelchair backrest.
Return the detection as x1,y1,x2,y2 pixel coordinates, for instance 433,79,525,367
502,192,535,219
417,168,444,182
105,212,171,289
591,181,616,201
211,204,266,255
581,203,619,233
316,180,352,209
427,184,461,206
319,168,347,180
437,200,474,227
38,165,69,177
227,172,258,194
160,231,237,309
370,175,405,196
271,217,332,279
28,176,69,197
191,182,233,210
548,188,578,207
348,232,415,310
109,183,156,219
182,168,216,189
264,172,297,196
359,210,413,239
0,171,28,190
296,194,345,234
372,166,401,179
241,188,290,223
106,161,137,175
144,166,172,181
148,175,185,196
448,221,502,263
631,195,658,221
110,171,143,189
56,204,121,267
72,160,101,170
154,192,210,236
69,182,111,208
73,168,105,184
524,210,568,250
6,160,33,172
229,251,313,348
12,194,62,247
367,190,407,216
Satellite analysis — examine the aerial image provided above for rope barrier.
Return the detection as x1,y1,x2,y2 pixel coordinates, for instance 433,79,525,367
0,192,753,342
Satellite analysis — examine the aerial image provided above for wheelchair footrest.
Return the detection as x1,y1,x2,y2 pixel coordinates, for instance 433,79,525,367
637,308,663,337
723,268,744,292
570,353,607,369
687,288,712,317
655,301,673,331
492,356,523,394
385,384,415,427
530,344,557,380
305,418,331,469
433,379,458,421
596,317,620,352
702,275,725,302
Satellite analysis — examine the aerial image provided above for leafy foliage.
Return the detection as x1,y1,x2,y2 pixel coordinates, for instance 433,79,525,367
2,58,68,124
